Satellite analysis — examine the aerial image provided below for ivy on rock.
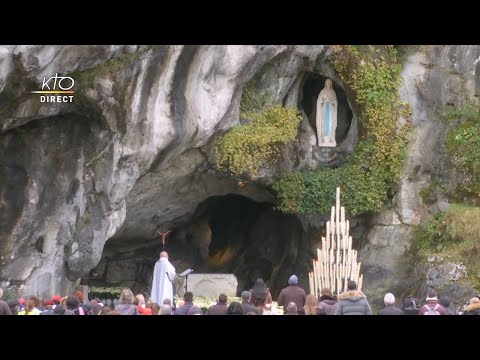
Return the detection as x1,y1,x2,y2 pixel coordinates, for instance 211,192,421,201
273,45,411,215
215,104,302,176
444,101,480,202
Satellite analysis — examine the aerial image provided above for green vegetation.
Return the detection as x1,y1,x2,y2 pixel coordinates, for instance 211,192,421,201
1,289,20,301
89,286,123,300
419,183,435,205
419,179,445,205
413,212,450,251
444,101,480,123
215,76,298,176
413,204,480,287
72,52,141,89
444,101,480,201
274,45,411,215
215,104,302,176
239,78,273,118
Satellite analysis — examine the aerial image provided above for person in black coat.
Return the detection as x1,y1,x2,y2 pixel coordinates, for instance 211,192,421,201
378,293,404,315
7,300,19,315
401,295,419,315
439,296,456,315
239,291,258,315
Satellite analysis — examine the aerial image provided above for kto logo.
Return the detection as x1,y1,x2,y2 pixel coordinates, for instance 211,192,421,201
31,73,75,103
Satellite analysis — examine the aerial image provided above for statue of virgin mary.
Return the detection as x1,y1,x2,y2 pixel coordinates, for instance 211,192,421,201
316,78,338,147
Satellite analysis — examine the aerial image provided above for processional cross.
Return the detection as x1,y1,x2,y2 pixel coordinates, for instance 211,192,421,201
156,225,172,250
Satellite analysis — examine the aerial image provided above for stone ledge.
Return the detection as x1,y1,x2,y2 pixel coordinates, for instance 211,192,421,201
185,273,238,298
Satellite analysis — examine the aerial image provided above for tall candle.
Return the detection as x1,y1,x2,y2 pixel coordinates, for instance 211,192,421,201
326,222,330,249
336,189,340,239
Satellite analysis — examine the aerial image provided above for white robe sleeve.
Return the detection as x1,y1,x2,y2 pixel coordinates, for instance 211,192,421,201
166,262,176,281
151,261,160,304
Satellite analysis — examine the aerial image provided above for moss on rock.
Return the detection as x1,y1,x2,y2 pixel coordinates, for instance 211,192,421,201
444,101,480,205
412,204,480,288
274,45,411,215
215,105,302,176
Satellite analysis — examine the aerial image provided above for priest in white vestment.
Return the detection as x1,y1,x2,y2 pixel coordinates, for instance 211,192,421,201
151,251,176,304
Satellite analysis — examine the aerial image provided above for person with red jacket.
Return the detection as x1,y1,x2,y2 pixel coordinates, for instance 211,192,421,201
136,294,152,315
417,291,446,315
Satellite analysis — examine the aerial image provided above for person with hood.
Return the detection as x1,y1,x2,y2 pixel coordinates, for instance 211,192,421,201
439,296,456,315
250,278,273,314
401,295,420,315
334,281,372,315
417,291,446,315
463,297,480,315
319,288,338,315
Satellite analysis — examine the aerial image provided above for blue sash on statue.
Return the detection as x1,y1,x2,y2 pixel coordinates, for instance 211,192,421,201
323,102,330,136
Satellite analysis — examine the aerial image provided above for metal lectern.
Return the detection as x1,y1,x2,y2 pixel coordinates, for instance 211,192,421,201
179,268,194,292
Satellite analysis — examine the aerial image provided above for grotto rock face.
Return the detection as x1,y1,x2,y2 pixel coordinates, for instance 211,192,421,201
92,194,311,298
0,45,333,297
3,44,478,304
0,114,123,300
359,46,480,308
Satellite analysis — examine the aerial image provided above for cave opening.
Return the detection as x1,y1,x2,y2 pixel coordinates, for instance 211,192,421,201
90,193,311,299
157,194,311,298
300,73,353,145
171,194,270,273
